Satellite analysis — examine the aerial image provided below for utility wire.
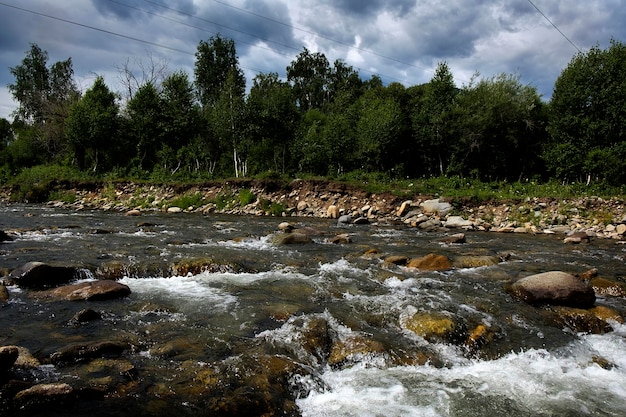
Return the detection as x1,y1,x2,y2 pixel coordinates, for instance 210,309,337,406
0,2,272,76
527,0,581,53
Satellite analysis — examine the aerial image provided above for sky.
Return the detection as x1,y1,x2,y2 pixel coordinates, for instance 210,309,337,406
0,0,625,120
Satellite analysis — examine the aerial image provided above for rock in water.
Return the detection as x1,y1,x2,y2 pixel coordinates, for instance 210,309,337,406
507,271,596,308
8,262,76,289
41,280,131,301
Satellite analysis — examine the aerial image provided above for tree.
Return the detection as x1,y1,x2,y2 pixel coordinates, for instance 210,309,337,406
194,35,244,109
286,48,331,111
126,82,163,171
65,76,120,171
8,43,79,161
447,73,545,180
412,62,458,176
245,73,298,174
546,39,626,184
159,71,202,175
211,68,247,177
116,51,169,101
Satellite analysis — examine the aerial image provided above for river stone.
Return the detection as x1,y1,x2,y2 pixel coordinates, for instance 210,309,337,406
327,204,340,219
397,200,412,217
0,346,19,374
11,346,41,368
0,230,14,242
42,280,131,301
329,233,351,244
384,255,409,266
564,231,590,244
403,312,458,342
50,341,129,363
13,382,74,404
0,284,8,302
337,214,352,225
417,218,442,231
407,253,452,271
444,216,473,228
69,308,102,324
507,271,596,308
453,255,501,268
8,262,76,289
590,277,626,297
328,336,386,367
420,198,452,215
437,233,466,244
550,306,614,334
271,232,312,245
617,224,626,235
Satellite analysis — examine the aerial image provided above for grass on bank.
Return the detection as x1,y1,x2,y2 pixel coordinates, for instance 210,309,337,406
3,164,626,204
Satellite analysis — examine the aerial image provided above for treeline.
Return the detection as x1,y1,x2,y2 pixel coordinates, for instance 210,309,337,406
1,37,625,185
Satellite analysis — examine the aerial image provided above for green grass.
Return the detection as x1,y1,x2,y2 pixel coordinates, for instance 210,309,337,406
169,192,206,209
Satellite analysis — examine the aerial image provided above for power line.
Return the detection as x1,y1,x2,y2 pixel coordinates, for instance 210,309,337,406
527,0,581,53
0,2,273,76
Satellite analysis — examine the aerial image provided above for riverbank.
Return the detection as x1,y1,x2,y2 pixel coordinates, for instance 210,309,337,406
2,179,626,241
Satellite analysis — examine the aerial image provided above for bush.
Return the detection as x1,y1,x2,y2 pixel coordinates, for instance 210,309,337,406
238,188,256,206
169,192,206,209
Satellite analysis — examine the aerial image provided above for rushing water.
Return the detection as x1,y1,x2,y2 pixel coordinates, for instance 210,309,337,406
1,203,626,416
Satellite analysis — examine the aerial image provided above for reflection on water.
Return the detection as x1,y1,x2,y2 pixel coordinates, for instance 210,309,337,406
1,204,626,416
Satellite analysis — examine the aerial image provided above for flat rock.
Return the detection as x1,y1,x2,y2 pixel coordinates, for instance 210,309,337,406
507,271,596,308
420,199,452,215
39,280,131,301
444,216,473,228
407,253,452,271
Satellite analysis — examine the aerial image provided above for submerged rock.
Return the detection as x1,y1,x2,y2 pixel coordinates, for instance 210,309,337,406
8,261,76,289
437,233,466,244
50,341,129,363
453,255,501,268
507,271,596,308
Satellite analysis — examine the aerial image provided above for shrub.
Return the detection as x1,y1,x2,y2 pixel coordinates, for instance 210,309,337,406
169,192,206,209
238,188,256,206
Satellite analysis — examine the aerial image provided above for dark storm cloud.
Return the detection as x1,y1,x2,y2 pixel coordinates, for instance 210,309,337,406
2,0,626,118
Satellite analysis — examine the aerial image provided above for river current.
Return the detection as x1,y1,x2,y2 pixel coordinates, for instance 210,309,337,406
1,203,626,416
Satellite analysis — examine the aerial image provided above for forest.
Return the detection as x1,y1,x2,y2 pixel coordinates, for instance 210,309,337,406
1,36,625,189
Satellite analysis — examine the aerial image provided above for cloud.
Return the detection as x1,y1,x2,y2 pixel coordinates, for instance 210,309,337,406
0,0,625,119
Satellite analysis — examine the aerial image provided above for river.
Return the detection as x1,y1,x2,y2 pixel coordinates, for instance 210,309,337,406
1,203,626,416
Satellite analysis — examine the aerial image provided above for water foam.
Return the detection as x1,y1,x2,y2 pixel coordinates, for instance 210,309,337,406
297,327,626,417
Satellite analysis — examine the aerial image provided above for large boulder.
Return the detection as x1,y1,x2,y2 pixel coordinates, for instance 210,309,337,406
506,271,596,308
39,280,131,301
8,262,76,289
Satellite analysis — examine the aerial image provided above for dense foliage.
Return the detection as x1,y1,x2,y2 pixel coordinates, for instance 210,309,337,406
1,37,625,189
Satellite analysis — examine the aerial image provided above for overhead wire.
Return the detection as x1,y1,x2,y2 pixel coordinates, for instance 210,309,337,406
0,1,273,76
527,0,581,53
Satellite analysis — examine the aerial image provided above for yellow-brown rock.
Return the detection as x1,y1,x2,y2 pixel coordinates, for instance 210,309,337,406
407,254,452,271
590,277,626,297
403,312,457,342
328,336,386,367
